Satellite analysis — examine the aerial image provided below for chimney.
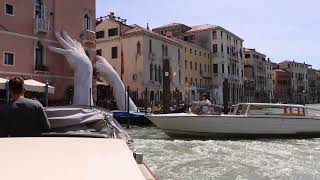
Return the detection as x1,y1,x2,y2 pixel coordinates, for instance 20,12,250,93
109,12,116,20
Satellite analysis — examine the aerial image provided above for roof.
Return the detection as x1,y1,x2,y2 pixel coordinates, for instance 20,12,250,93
185,24,244,41
171,38,209,51
279,60,311,66
187,24,218,33
238,103,305,108
123,25,183,47
152,23,189,30
273,69,287,73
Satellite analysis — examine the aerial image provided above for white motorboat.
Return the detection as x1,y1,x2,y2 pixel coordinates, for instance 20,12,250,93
147,103,320,138
0,106,156,180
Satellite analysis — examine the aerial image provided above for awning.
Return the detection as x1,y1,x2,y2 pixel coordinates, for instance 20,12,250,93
24,79,55,94
0,78,8,90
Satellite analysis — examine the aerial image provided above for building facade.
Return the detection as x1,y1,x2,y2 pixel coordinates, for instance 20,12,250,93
244,48,273,102
177,39,212,103
243,65,255,102
272,69,290,103
153,24,245,105
278,60,310,104
96,13,183,106
0,0,96,102
308,68,317,103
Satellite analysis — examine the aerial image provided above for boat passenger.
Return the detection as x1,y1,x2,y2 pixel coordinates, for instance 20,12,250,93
0,77,50,137
201,93,212,105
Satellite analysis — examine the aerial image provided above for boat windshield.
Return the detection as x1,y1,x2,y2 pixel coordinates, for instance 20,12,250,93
247,105,305,116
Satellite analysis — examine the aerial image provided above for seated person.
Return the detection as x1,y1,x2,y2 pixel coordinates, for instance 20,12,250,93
201,93,212,106
0,77,50,137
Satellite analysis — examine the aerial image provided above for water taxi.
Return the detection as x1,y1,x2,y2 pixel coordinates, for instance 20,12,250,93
147,103,320,138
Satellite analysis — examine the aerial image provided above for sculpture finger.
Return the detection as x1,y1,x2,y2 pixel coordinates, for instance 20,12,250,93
73,39,83,49
62,30,77,47
48,46,69,55
55,31,72,49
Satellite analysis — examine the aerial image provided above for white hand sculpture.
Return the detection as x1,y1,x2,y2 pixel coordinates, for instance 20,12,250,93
49,31,93,106
94,56,138,111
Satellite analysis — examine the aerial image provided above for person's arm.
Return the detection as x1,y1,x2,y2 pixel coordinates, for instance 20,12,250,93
37,103,50,132
0,107,9,137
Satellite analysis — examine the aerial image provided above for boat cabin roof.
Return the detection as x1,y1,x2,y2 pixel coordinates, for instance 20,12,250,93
237,103,305,108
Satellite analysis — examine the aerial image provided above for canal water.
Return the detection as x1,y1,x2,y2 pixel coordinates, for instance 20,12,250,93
127,105,320,180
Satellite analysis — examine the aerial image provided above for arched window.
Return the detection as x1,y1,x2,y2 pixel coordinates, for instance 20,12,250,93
154,64,157,81
150,63,153,80
158,65,162,82
84,14,91,30
35,0,43,18
137,41,141,54
35,41,44,69
165,46,168,56
162,45,165,56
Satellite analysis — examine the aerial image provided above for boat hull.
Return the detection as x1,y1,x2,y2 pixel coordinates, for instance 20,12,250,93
147,113,320,138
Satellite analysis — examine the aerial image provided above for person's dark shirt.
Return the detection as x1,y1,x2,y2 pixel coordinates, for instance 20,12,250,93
0,97,50,137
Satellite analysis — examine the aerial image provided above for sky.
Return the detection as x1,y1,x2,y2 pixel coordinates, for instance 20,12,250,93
96,0,320,69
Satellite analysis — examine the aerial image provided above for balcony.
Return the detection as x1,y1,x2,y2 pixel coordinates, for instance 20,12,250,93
34,16,49,34
81,30,96,45
35,64,48,72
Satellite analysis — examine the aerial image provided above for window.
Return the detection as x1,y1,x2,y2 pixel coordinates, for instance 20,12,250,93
185,60,188,69
111,47,118,59
190,61,193,70
245,54,250,58
35,0,43,18
178,49,181,63
159,65,162,82
195,50,197,55
212,31,217,39
96,49,102,56
179,70,181,84
5,3,14,16
165,46,168,56
4,52,14,65
228,66,230,74
96,31,105,39
84,14,91,31
108,28,118,37
248,105,287,116
137,41,141,54
204,64,207,72
154,65,157,81
150,64,153,80
227,47,230,54
222,64,225,74
213,64,218,74
195,62,197,70
185,77,188,83
212,44,217,53
199,51,202,56
190,49,192,54
35,42,44,69
221,44,224,52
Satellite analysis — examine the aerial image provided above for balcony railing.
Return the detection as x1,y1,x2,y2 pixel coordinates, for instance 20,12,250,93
35,65,48,72
34,17,49,34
